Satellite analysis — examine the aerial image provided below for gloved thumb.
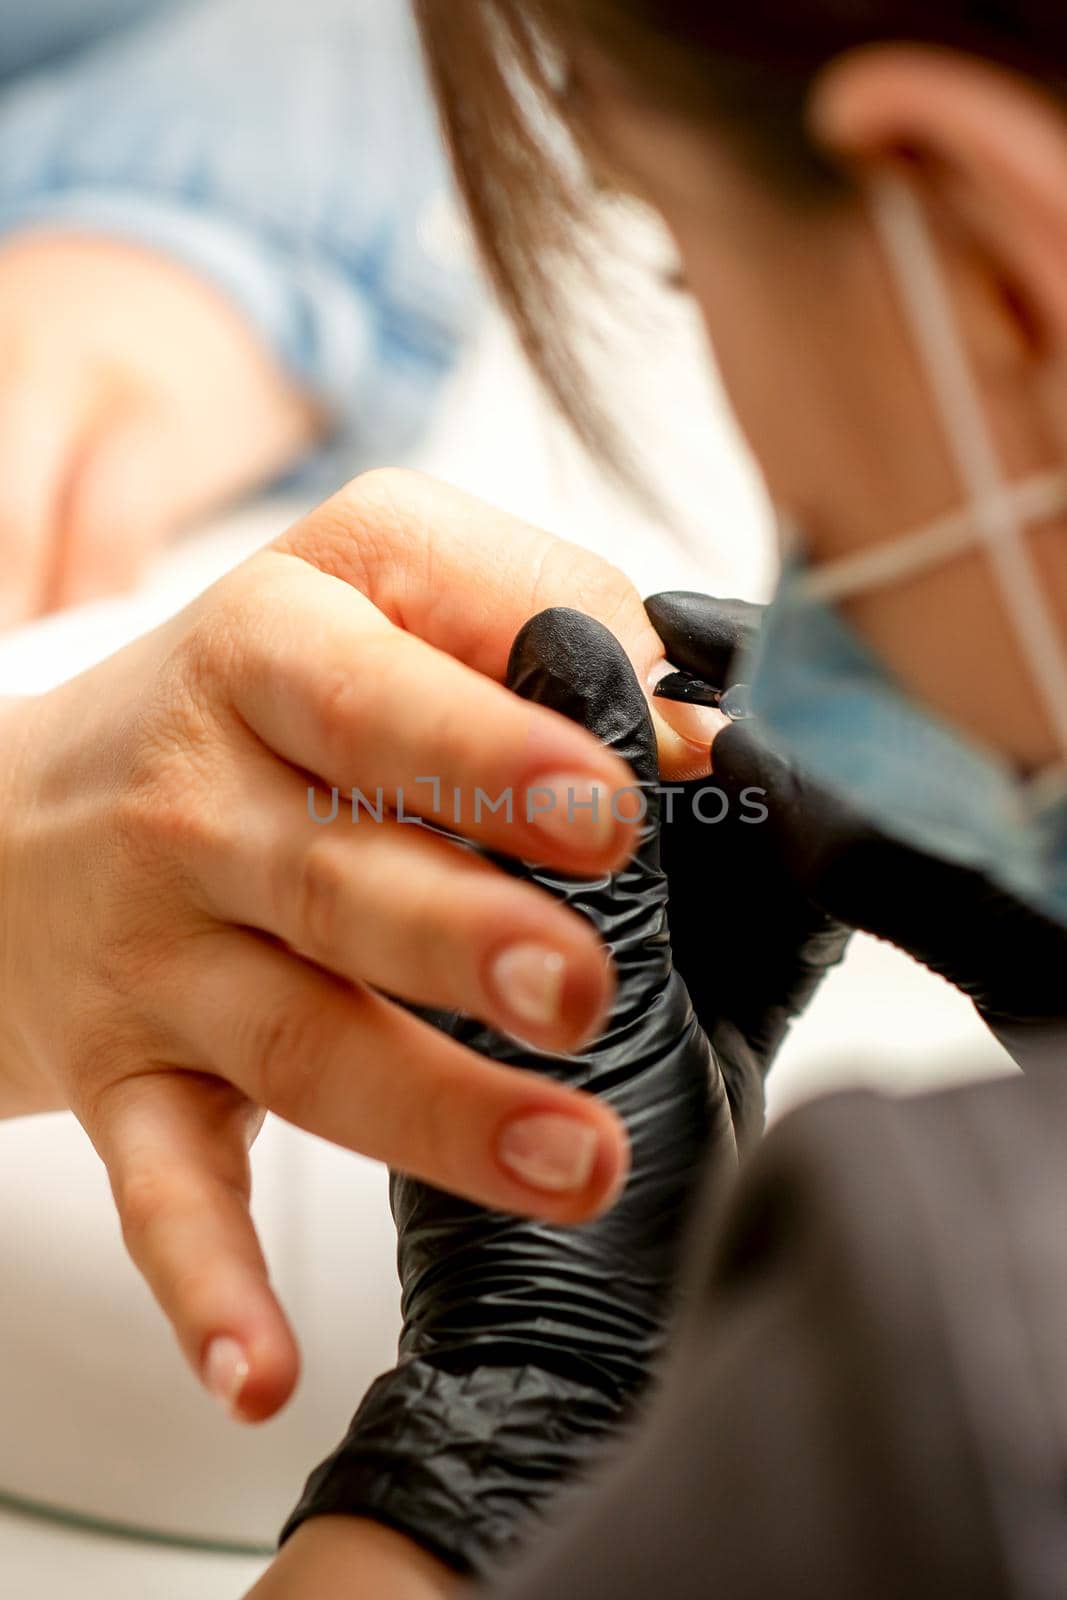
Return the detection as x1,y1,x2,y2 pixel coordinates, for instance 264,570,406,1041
645,590,763,688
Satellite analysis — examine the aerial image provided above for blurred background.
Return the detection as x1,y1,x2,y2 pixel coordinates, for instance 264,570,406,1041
0,1,1013,1593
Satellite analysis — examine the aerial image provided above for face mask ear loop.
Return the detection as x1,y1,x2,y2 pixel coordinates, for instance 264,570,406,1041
869,175,1067,766
802,467,1067,605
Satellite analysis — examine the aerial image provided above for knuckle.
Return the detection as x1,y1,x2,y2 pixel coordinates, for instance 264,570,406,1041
178,565,304,729
245,1000,334,1119
309,628,400,773
108,655,239,875
538,540,645,644
290,841,350,959
336,465,421,521
171,561,276,697
404,879,471,990
313,666,367,768
69,1036,140,1124
279,467,423,593
115,1163,176,1250
110,748,217,873
171,602,244,705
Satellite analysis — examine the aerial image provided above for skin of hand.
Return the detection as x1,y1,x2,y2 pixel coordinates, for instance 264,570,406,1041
0,229,320,627
244,1518,458,1600
0,467,707,1422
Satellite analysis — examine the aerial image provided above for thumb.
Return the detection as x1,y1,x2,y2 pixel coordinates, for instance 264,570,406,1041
645,590,764,685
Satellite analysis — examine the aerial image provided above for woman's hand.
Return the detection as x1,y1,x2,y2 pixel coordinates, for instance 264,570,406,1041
0,231,319,627
0,470,695,1421
274,608,733,1577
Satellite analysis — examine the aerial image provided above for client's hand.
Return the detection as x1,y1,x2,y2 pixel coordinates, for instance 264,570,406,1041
647,591,1067,1049
273,609,738,1582
0,472,695,1423
0,231,319,626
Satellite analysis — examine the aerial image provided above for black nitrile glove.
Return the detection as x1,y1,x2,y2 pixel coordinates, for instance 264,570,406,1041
647,590,1067,1052
645,594,851,1145
280,608,737,1578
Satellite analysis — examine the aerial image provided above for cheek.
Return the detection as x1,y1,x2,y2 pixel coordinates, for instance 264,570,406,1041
674,228,835,509
673,218,940,555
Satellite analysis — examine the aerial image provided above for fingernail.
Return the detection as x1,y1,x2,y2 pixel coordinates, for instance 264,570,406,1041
527,773,617,852
498,1114,599,1193
490,943,567,1031
647,661,727,748
203,1337,250,1416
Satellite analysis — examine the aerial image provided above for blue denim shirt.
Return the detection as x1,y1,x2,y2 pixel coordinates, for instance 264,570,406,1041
0,0,482,483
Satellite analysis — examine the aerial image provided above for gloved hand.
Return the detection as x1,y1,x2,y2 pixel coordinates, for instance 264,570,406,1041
643,593,851,1144
647,591,1067,1053
280,608,737,1578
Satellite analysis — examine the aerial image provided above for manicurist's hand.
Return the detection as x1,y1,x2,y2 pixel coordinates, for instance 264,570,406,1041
0,231,319,627
647,590,1067,1049
246,1519,458,1600
0,470,697,1422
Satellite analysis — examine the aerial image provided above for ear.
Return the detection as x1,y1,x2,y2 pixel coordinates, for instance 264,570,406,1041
809,45,1067,366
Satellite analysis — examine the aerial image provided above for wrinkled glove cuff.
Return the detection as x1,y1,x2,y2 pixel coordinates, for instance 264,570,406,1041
279,1358,628,1577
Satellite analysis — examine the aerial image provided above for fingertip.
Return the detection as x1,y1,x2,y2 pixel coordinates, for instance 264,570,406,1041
601,812,645,876
493,1097,631,1225
519,721,643,874
236,1331,301,1425
545,1103,632,1226
484,926,615,1055
560,937,616,1049
203,1317,301,1426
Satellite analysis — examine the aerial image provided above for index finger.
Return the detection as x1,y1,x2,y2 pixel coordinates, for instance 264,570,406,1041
274,469,707,777
226,559,642,871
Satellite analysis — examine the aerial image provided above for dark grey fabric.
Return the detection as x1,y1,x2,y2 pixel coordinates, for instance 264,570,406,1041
485,1068,1067,1600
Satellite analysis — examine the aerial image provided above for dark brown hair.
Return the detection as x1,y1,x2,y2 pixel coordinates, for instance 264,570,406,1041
414,2,1067,475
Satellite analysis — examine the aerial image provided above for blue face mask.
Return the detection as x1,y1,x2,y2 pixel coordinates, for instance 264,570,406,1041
744,178,1067,928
